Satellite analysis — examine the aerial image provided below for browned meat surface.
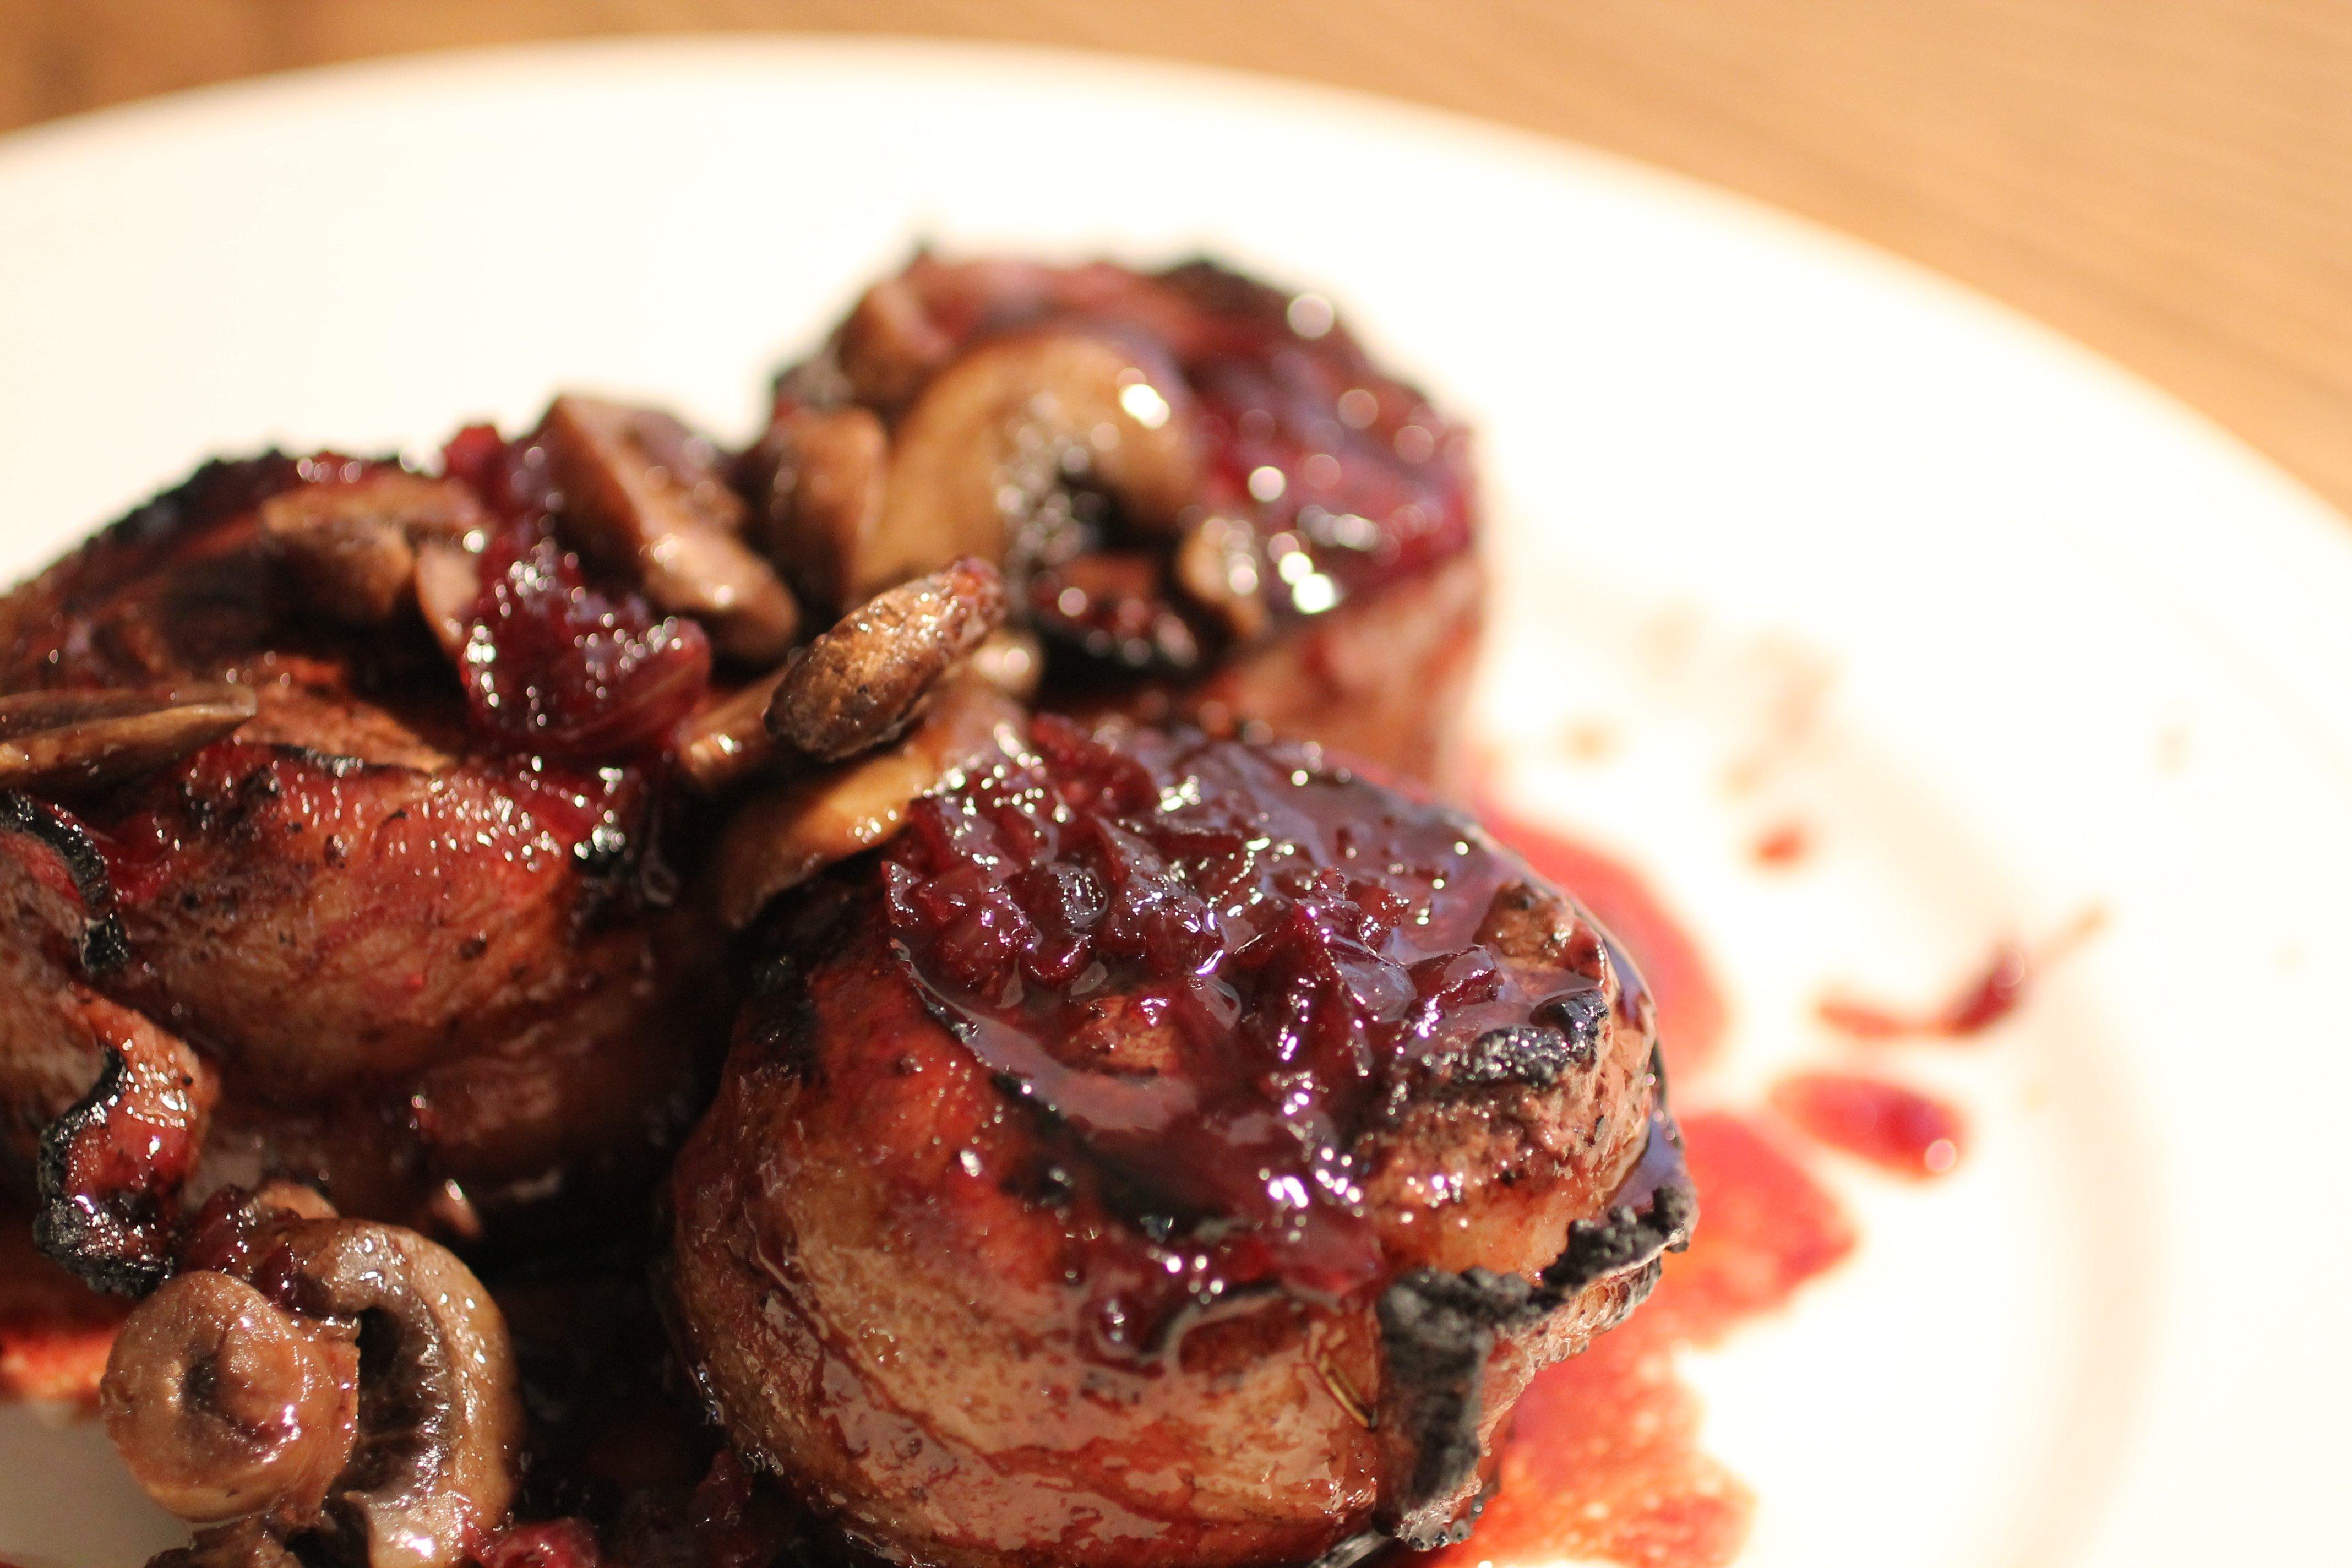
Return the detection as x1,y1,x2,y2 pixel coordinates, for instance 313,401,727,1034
0,448,731,1285
671,717,1690,1568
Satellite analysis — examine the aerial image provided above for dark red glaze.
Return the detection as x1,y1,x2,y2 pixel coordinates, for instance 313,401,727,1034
1163,266,1473,602
809,258,1477,615
75,734,649,915
475,1521,603,1568
440,427,713,760
1770,1071,1967,1179
1474,792,1729,1075
456,522,711,760
1425,1112,1856,1568
881,715,1616,1353
1817,942,2030,1042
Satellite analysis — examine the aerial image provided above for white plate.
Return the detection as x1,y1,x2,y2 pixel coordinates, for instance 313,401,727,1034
2,37,2348,1567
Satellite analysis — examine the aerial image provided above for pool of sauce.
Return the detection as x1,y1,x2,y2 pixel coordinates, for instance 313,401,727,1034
1422,1112,1856,1568
1814,908,2103,1044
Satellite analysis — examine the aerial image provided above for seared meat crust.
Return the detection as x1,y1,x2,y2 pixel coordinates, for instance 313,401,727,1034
672,722,1688,1567
0,454,720,1264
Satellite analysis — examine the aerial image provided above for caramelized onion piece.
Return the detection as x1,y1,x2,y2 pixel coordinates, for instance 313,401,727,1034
716,678,1021,928
0,684,257,797
768,558,1009,763
101,1271,361,1526
538,394,800,663
860,331,1200,600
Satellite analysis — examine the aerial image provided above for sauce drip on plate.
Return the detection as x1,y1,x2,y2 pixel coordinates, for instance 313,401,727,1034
1423,1112,1856,1568
1770,1070,1967,1179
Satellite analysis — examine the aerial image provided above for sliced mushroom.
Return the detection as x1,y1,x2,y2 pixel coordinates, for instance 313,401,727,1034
717,678,1022,928
674,667,792,793
281,1221,522,1568
745,404,888,618
768,558,1009,763
537,394,800,663
101,1271,361,1527
101,1218,522,1568
259,473,489,625
856,330,1201,601
0,684,257,797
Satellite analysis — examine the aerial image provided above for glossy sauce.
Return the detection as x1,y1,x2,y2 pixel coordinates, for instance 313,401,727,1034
883,716,1629,1353
441,425,713,759
1423,1112,1856,1568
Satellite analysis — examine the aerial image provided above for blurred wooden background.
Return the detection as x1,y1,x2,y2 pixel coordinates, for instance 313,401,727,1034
4,0,2349,514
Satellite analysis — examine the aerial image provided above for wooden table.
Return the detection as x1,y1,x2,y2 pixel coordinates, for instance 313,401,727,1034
6,1,2348,515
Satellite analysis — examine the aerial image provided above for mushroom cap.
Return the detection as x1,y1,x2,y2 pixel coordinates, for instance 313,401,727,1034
101,1270,361,1527
538,394,801,664
859,331,1201,602
281,1221,524,1568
